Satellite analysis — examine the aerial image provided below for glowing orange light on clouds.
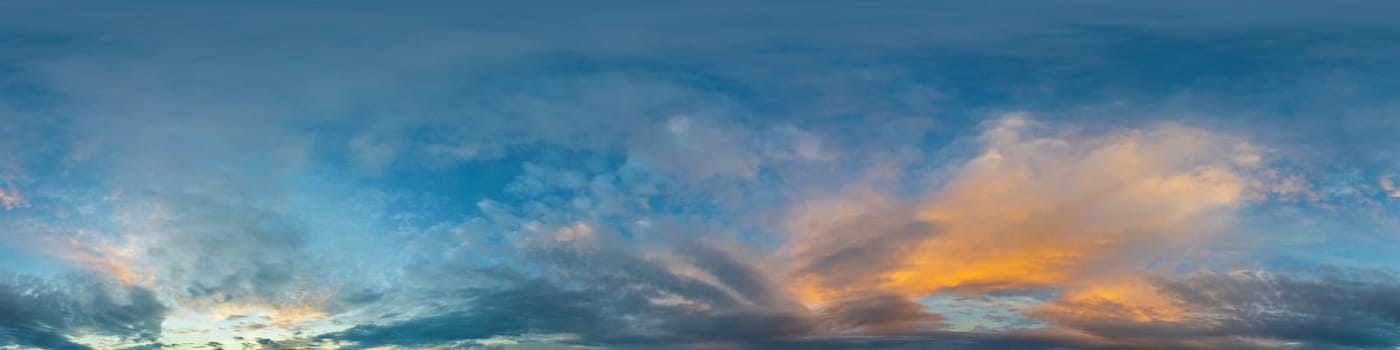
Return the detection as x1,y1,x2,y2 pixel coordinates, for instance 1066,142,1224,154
64,232,144,284
782,115,1267,318
213,302,330,327
54,226,337,343
1041,279,1189,323
0,187,27,210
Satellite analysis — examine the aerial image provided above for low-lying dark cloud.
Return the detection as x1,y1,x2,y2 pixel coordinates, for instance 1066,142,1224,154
329,237,1400,350
327,240,964,349
0,274,167,350
1041,268,1400,349
816,292,946,334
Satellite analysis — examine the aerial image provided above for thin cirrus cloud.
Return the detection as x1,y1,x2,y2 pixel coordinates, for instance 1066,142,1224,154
2,1,1400,349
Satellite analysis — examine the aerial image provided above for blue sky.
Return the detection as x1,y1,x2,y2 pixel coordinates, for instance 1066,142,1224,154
3,1,1400,349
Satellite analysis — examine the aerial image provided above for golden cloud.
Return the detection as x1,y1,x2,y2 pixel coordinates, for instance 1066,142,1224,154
64,231,143,284
784,115,1266,305
0,187,27,210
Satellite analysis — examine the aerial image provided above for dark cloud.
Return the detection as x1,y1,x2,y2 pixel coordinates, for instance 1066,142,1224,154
787,191,940,291
755,332,1118,350
0,274,167,350
333,243,808,347
330,280,607,347
330,242,833,347
1041,268,1400,349
331,250,1400,350
816,292,946,333
669,243,797,309
329,239,1107,349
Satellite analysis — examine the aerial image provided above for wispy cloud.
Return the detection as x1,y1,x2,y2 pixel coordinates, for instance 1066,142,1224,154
786,115,1265,302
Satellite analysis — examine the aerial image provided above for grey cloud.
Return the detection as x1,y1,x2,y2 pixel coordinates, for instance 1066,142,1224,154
795,217,936,288
669,243,795,309
330,280,609,347
0,274,167,350
351,230,1400,350
755,332,1117,350
133,192,311,305
788,191,939,291
329,243,791,347
98,187,396,328
520,244,758,314
328,239,1092,349
817,292,946,334
1041,268,1400,349
356,172,1045,349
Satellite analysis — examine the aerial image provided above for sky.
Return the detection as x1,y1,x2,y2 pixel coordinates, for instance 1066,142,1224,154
2,1,1400,349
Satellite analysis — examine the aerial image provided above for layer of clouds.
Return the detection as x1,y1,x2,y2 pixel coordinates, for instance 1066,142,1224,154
786,115,1267,303
0,274,167,350
329,235,1123,350
114,192,318,314
1038,268,1400,349
1,1,1399,349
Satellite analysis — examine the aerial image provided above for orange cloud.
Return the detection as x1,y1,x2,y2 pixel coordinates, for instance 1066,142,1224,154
1033,274,1188,323
212,302,330,328
1381,175,1400,197
64,233,142,284
0,186,27,210
784,115,1265,305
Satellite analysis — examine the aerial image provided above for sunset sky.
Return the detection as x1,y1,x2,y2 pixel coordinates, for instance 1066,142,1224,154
3,1,1400,349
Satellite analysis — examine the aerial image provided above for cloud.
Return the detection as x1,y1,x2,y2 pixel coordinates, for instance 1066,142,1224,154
1036,267,1400,349
815,292,946,334
0,1,1398,349
128,193,309,304
630,115,764,180
330,242,803,348
786,115,1265,303
331,235,973,349
0,167,31,211
58,189,357,334
784,188,938,300
0,188,25,210
0,273,167,350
